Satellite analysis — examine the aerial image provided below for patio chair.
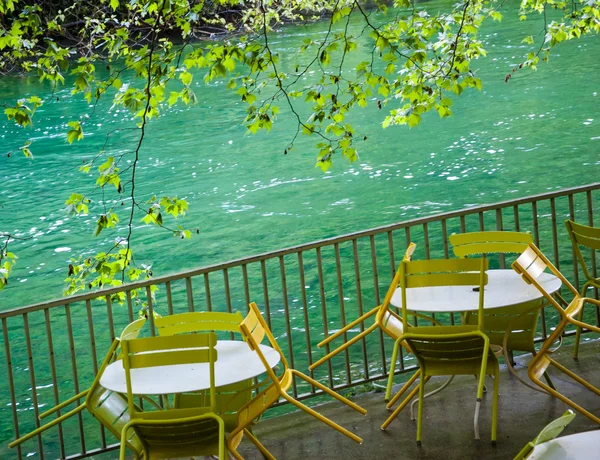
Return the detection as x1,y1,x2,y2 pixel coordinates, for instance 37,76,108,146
381,257,500,446
564,219,600,359
227,302,367,459
9,319,147,458
155,311,253,431
119,332,226,460
513,409,576,459
450,230,557,388
512,243,600,424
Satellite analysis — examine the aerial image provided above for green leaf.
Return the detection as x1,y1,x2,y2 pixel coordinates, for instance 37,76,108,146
110,0,119,10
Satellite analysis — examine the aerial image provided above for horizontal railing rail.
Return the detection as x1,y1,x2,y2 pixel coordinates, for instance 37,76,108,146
0,182,598,459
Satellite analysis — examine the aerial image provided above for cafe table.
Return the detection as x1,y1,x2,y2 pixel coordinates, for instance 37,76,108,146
100,340,280,395
527,430,600,459
390,269,562,313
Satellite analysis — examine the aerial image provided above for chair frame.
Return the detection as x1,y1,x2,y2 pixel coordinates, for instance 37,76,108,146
381,257,500,445
9,319,147,458
512,243,600,424
565,219,600,359
513,409,576,459
227,302,367,459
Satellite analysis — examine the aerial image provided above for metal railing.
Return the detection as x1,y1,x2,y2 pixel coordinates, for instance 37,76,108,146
1,182,598,459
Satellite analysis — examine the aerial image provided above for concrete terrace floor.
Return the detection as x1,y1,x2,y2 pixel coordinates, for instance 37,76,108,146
237,340,600,460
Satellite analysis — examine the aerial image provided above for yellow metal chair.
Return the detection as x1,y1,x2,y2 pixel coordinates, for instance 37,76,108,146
381,257,500,446
119,332,226,460
512,243,600,423
9,319,147,458
227,302,367,459
155,311,252,431
450,231,557,388
513,409,576,460
565,219,600,359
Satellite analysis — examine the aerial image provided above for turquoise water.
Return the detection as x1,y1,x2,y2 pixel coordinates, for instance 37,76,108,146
1,1,598,311
0,0,599,457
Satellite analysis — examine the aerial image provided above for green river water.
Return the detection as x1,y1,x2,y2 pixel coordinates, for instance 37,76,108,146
0,0,599,457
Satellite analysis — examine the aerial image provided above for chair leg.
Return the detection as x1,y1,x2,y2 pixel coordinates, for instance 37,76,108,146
531,371,600,424
491,370,500,445
550,358,600,396
292,370,366,414
317,307,379,348
381,378,428,430
282,393,362,444
416,373,426,446
573,281,592,360
387,369,420,410
309,324,379,371
385,339,402,402
9,403,86,448
243,428,276,460
410,376,454,421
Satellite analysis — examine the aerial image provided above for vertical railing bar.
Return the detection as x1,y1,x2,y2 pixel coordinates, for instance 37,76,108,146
85,299,106,449
185,277,194,312
2,318,22,460
550,198,560,268
370,235,387,374
105,296,115,342
242,264,251,307
441,219,454,325
204,273,213,312
65,303,87,454
145,286,156,336
422,223,434,323
441,220,449,259
260,260,272,329
532,201,541,247
165,281,174,315
44,308,67,457
513,205,521,232
223,269,234,340
478,212,485,231
278,256,297,396
334,243,352,386
125,291,134,323
316,247,334,388
23,313,45,460
460,215,466,233
586,191,599,319
422,223,431,260
387,231,396,278
496,208,506,269
531,201,547,338
352,239,370,379
568,194,580,289
297,252,315,390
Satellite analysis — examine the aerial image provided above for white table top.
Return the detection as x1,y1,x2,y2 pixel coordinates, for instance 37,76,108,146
528,430,600,459
390,269,562,313
100,340,280,395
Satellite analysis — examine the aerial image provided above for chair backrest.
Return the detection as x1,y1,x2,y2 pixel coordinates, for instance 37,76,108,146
121,333,218,416
450,231,533,258
514,410,576,459
239,302,287,388
155,311,244,337
565,219,600,282
400,257,488,330
512,244,580,312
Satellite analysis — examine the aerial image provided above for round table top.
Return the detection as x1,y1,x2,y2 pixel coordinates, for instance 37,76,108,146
528,430,600,459
390,269,562,313
100,340,280,395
